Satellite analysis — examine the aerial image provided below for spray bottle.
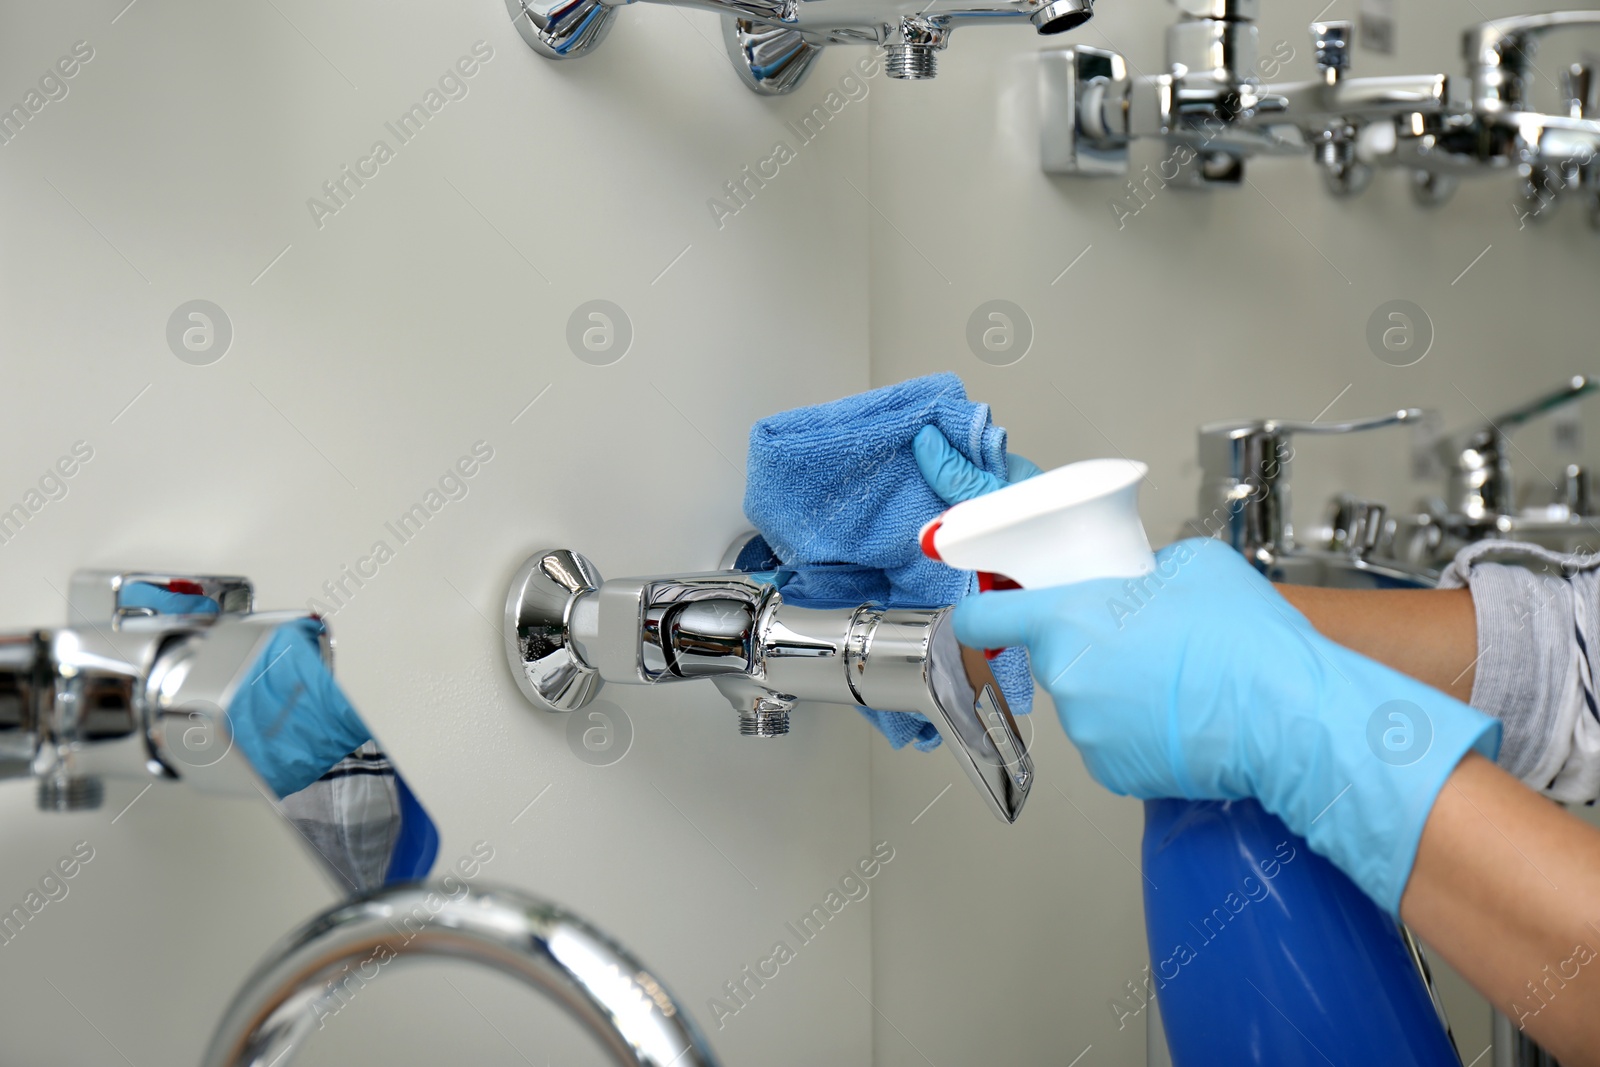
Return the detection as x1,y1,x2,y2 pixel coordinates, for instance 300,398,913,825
919,458,1461,1067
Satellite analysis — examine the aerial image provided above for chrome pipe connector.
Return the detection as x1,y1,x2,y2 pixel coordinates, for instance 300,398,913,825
505,548,1034,823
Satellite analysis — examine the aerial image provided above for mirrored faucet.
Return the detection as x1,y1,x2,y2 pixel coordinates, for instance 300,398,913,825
503,545,1034,822
507,0,1096,95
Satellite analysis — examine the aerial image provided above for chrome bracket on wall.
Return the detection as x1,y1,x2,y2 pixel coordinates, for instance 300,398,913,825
1040,4,1600,227
504,544,1034,822
507,0,1096,95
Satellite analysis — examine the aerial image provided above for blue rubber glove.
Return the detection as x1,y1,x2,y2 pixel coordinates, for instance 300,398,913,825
913,424,1043,504
225,618,372,799
953,537,1501,915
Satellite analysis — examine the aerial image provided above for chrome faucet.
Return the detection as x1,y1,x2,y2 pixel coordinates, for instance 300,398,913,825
1199,378,1600,579
504,545,1034,822
1041,3,1448,192
204,882,719,1067
507,0,1096,94
0,569,282,808
1043,4,1600,224
1,568,724,1067
1195,408,1426,566
1390,12,1600,221
1382,376,1600,569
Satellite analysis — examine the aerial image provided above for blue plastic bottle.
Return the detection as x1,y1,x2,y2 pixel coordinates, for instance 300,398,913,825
1141,798,1458,1066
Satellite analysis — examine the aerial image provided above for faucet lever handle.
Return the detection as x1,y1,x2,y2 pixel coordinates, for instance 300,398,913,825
1459,375,1596,445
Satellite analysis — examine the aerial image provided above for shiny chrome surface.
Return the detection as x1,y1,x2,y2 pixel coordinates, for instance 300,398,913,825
66,569,252,626
0,569,363,890
203,882,721,1067
1439,375,1596,521
724,18,825,95
1194,408,1425,566
1372,377,1600,570
1464,11,1600,112
511,0,1098,91
504,549,1034,822
1042,11,1447,186
1042,5,1600,225
504,549,604,712
506,0,619,61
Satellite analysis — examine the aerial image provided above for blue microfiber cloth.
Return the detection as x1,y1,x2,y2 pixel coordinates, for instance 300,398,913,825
743,373,1033,751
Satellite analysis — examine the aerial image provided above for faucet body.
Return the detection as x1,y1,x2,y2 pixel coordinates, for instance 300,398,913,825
1043,5,1600,222
0,571,298,807
5,570,730,1066
204,882,719,1067
507,0,1095,94
1196,378,1600,583
506,548,1033,823
1043,2,1446,192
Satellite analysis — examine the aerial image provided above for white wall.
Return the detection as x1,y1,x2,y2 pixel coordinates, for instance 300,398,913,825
2,0,1595,1064
867,1,1600,1064
0,1,875,1063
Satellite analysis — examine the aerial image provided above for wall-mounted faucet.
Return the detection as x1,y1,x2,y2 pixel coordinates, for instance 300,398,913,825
1381,376,1600,569
1042,4,1600,225
503,545,1033,822
1400,12,1600,222
1200,378,1600,581
1,567,725,1067
1196,408,1426,571
1042,3,1447,191
2,569,275,807
507,0,1095,95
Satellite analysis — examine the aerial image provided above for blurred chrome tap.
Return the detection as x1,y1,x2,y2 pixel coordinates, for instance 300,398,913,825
507,0,1096,94
505,545,1033,823
1041,4,1447,189
1042,5,1600,222
1390,12,1600,223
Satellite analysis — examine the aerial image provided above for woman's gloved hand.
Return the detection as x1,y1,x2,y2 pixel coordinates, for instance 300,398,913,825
913,425,1042,504
225,618,373,799
953,537,1501,915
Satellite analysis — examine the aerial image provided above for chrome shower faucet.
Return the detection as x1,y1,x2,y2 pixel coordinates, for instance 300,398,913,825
504,545,1034,823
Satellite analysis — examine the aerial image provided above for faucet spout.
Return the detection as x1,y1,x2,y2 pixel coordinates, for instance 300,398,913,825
203,882,721,1067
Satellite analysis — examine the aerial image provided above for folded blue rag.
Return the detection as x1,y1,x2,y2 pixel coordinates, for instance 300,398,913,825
743,373,1033,751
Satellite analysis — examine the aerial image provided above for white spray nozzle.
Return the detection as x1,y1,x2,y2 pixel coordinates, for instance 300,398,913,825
919,458,1156,589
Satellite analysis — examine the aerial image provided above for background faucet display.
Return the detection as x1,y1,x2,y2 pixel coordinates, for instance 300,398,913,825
1042,4,1600,228
507,0,1096,93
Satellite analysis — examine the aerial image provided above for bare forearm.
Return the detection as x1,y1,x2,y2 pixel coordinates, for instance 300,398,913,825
1401,754,1600,1063
1276,585,1478,702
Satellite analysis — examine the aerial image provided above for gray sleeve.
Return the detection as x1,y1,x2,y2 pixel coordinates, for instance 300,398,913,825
1437,555,1576,782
